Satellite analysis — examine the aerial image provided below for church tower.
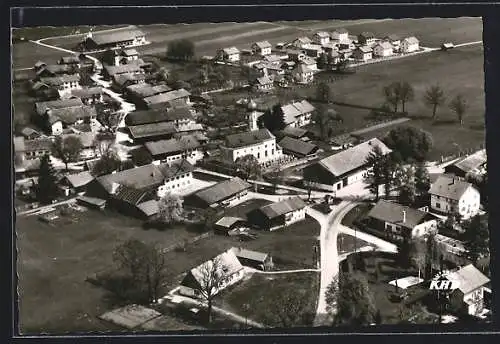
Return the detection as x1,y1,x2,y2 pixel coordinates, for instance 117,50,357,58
247,99,259,131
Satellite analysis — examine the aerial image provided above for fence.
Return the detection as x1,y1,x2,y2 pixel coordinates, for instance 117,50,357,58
438,144,485,164
161,231,213,254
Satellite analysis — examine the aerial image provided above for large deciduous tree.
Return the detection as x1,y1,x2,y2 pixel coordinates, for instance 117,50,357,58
449,94,468,125
398,81,415,113
259,104,286,133
383,82,401,113
91,140,122,176
194,256,226,324
51,135,83,171
364,145,386,201
235,154,262,191
167,39,195,61
424,85,446,119
461,214,489,264
383,126,433,163
157,193,184,225
414,162,431,197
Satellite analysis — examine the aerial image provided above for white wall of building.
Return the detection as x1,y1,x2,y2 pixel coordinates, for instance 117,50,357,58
284,208,306,226
224,138,283,164
157,172,193,198
430,186,480,220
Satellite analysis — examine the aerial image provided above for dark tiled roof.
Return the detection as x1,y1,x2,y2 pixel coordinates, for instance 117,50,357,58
48,105,97,125
136,200,159,217
157,159,194,179
279,137,317,156
224,128,274,148
125,107,194,126
282,126,308,138
144,136,200,157
128,122,178,140
367,200,433,230
24,138,53,152
143,88,191,107
70,87,104,98
193,177,251,205
253,41,272,49
104,64,142,76
36,64,74,76
126,83,172,99
35,98,84,115
318,138,391,177
112,184,149,205
65,171,95,188
113,73,147,86
428,175,476,201
96,163,165,193
258,196,306,219
449,150,487,174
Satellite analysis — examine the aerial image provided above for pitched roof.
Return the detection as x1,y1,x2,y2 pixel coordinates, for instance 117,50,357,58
332,28,348,34
157,159,194,179
128,122,178,140
303,44,323,52
255,75,273,86
113,73,147,86
282,126,308,138
36,64,74,76
24,138,53,152
428,175,476,201
231,247,269,263
253,41,272,49
222,47,240,55
112,184,149,205
385,34,401,41
122,48,139,56
89,27,145,45
376,41,394,50
35,98,84,115
318,138,392,177
215,216,245,228
143,88,191,107
279,136,318,156
76,195,106,207
445,264,490,294
96,163,166,193
65,170,94,188
224,128,274,148
359,32,375,39
404,36,420,45
144,136,200,157
186,249,243,289
356,46,373,53
193,177,251,205
258,196,306,219
125,83,172,98
63,131,97,148
136,200,159,217
295,37,312,44
448,150,487,174
47,105,97,125
70,87,104,98
104,63,142,76
367,200,434,229
60,56,81,64
125,107,193,126
39,74,80,86
314,31,330,38
20,127,39,137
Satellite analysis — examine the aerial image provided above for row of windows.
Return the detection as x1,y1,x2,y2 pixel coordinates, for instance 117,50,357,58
165,173,191,183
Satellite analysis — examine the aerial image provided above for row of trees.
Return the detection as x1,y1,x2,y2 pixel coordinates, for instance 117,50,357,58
382,82,469,124
166,39,195,61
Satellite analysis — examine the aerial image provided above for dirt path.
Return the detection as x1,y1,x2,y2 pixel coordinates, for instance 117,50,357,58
350,117,411,136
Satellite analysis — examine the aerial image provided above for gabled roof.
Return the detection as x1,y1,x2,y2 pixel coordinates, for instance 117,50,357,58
20,127,40,138
294,37,312,44
24,138,53,152
448,149,487,174
445,264,490,294
136,200,159,217
35,98,84,115
128,122,178,140
231,247,269,263
36,64,74,76
356,46,373,53
112,184,150,205
104,63,142,76
65,170,95,188
222,47,240,55
39,74,81,86
184,249,243,289
113,73,147,86
143,88,191,107
255,75,273,86
258,196,306,219
281,100,315,125
215,216,245,229
144,136,200,157
314,31,330,38
404,36,420,45
428,175,476,201
70,87,104,98
96,163,166,193
126,107,194,126
279,136,318,156
60,56,81,64
318,138,392,178
193,177,251,205
224,128,274,148
359,32,375,39
302,44,323,52
88,27,145,46
282,126,308,138
47,105,97,125
122,48,139,56
332,28,348,34
253,41,272,49
367,200,435,229
157,159,194,179
376,41,394,50
125,83,172,99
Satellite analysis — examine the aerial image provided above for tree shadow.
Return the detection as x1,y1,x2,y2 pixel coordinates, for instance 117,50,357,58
86,272,148,308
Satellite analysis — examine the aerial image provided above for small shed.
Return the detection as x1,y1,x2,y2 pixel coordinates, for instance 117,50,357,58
77,195,106,210
231,246,273,271
441,42,455,50
214,216,246,235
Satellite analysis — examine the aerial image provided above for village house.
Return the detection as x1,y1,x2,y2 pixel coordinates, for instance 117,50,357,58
20,127,41,140
36,64,76,78
278,136,318,158
179,249,245,298
428,175,480,220
103,48,140,66
60,170,95,196
217,47,240,63
102,62,144,81
286,49,307,63
70,87,105,104
124,83,172,106
313,31,330,45
367,200,439,242
29,81,59,100
252,75,274,92
125,107,197,132
144,135,203,165
128,122,178,144
401,36,420,53
358,32,377,46
43,105,98,136
59,55,81,68
214,217,247,235
434,234,468,267
303,138,392,192
39,74,82,98
444,149,487,178
444,264,490,317
248,196,307,231
221,128,283,165
143,88,191,110
302,44,323,58
384,34,401,51
251,41,272,56
155,159,195,197
281,100,315,127
274,74,290,88
183,177,251,209
231,247,274,271
292,37,313,49
373,41,394,57
15,136,53,162
352,46,373,61
82,27,146,51
62,131,98,160
292,63,314,84
112,73,147,91
331,28,349,42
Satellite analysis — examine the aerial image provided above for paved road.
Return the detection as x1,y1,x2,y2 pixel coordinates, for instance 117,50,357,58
350,117,410,136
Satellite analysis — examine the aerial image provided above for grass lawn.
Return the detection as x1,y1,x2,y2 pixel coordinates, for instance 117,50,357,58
222,198,272,220
16,207,202,334
12,25,128,42
215,271,319,328
341,203,373,227
337,233,374,255
12,41,69,69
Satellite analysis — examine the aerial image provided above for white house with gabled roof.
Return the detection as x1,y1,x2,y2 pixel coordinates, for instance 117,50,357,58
218,47,240,62
313,31,330,45
373,41,394,57
401,36,420,53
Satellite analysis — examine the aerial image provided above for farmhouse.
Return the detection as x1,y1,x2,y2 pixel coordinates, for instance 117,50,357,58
444,149,487,178
278,137,318,158
292,63,314,84
20,127,41,140
183,177,251,209
292,37,312,49
39,74,81,98
126,107,196,130
367,200,438,242
331,28,349,42
144,135,202,165
61,170,95,195
353,46,373,61
82,27,146,51
384,34,401,50
253,75,274,92
434,234,468,267
16,137,53,161
248,196,307,231
59,55,81,67
104,48,140,66
102,63,144,81
128,122,178,143
401,36,420,53
156,159,195,197
179,249,245,298
62,131,99,160
142,88,191,110
36,64,76,78
444,264,490,316
373,41,394,57
44,105,98,135
220,128,283,165
35,98,84,116
70,87,104,104
303,138,392,192
124,83,172,105
428,175,480,220
286,49,307,62
218,47,240,62
231,247,273,271
358,32,376,46
29,81,59,100
281,100,315,127
112,73,147,91
313,31,330,45
281,126,308,140
302,44,323,58
251,41,272,56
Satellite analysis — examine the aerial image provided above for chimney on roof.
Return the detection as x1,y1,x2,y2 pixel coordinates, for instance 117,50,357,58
368,140,372,145
402,210,406,223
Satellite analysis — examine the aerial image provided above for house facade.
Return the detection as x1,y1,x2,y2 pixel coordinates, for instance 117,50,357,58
218,47,240,62
253,75,274,92
401,36,420,53
292,37,312,49
303,139,392,192
155,160,195,197
444,149,487,178
82,27,146,51
446,264,490,316
39,74,81,98
231,247,274,271
221,128,283,165
251,41,272,56
292,63,314,84
384,35,401,51
281,100,315,127
145,136,203,166
313,31,330,45
248,196,307,231
373,41,394,57
331,28,349,42
429,175,480,220
358,32,376,45
353,46,373,61
183,177,252,209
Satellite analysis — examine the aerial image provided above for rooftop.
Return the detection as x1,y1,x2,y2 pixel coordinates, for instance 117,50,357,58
257,196,306,219
47,105,97,125
126,83,172,99
144,136,200,157
36,64,74,76
65,170,95,188
23,137,53,152
104,63,142,76
367,200,435,229
113,73,147,86
88,27,145,46
429,175,476,201
231,247,269,263
136,200,159,217
222,47,240,55
125,107,194,126
215,216,245,229
143,88,191,107
279,136,318,156
157,159,194,179
128,122,178,140
445,264,490,294
404,36,420,44
70,87,104,98
224,128,275,149
96,163,167,193
39,74,81,86
253,41,272,49
448,149,487,174
193,177,251,205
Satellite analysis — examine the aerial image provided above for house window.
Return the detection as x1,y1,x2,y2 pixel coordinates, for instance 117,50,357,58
436,203,441,209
